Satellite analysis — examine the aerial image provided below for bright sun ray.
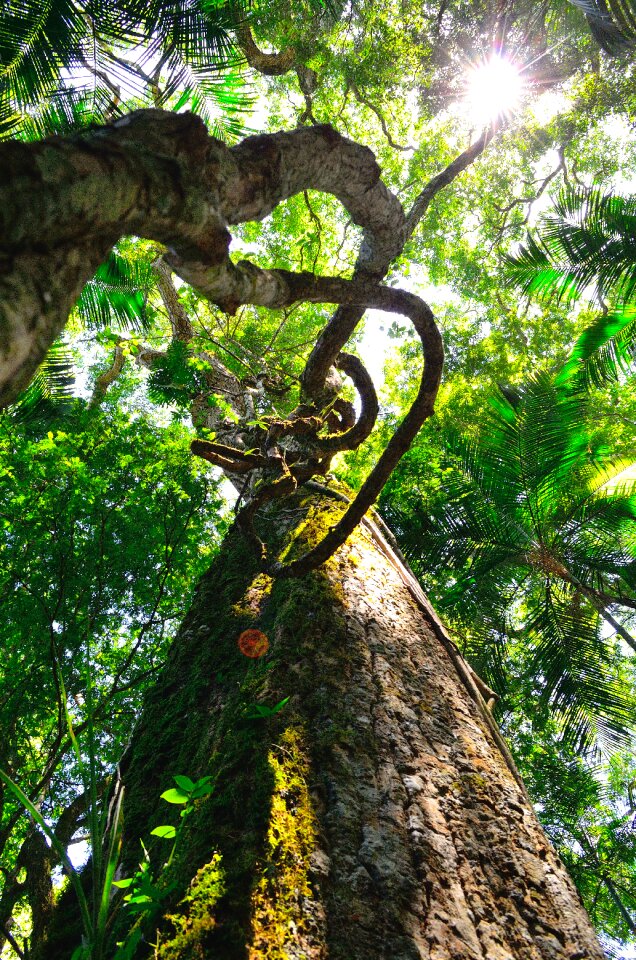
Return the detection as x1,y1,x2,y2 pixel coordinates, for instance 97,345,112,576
465,55,524,127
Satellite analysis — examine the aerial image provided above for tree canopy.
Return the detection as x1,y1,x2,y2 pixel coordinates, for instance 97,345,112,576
1,0,636,956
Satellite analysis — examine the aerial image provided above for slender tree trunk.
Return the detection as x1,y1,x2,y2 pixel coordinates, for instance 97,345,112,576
38,492,605,959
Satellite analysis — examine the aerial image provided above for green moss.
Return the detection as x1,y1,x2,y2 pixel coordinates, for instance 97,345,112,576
462,772,488,793
248,728,318,959
232,572,273,619
156,854,225,959
106,492,360,958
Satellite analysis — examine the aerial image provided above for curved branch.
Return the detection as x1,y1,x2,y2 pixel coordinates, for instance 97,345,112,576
232,23,319,123
310,352,378,454
234,22,296,76
270,285,442,578
88,344,125,408
302,127,496,398
0,113,405,408
184,263,442,575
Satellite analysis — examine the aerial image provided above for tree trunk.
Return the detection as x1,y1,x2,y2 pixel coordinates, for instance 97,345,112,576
38,492,605,960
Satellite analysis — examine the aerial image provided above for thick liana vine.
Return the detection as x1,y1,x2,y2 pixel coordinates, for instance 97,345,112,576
0,110,450,575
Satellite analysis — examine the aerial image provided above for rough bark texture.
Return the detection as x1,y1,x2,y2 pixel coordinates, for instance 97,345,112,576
38,492,604,960
0,111,404,409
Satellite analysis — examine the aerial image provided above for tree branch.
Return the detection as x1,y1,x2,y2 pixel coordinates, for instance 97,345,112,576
234,22,296,75
88,344,125,408
0,112,405,408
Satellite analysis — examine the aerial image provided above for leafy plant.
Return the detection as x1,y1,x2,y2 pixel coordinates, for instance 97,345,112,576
383,372,636,751
111,774,214,952
76,250,155,334
0,0,249,142
244,696,290,720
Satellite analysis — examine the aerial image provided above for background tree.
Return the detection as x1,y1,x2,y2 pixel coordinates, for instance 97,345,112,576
381,371,636,750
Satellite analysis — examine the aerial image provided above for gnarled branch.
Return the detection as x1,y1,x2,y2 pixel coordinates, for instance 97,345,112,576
0,110,445,576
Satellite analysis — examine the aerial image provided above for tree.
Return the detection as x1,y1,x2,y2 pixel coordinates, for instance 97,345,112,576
0,103,612,958
3,0,636,954
0,399,226,957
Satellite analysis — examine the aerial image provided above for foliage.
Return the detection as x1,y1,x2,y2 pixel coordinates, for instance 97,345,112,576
76,250,155,335
4,0,636,953
0,400,226,956
7,339,76,425
507,184,636,394
111,774,214,941
382,371,636,752
0,0,252,142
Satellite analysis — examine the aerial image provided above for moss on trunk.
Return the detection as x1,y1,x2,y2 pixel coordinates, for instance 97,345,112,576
38,491,605,960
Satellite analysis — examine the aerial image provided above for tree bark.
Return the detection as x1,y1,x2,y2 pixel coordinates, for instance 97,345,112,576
0,111,405,409
37,492,604,960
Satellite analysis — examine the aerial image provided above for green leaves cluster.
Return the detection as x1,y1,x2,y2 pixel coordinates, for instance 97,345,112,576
0,0,250,142
148,341,215,408
0,401,226,955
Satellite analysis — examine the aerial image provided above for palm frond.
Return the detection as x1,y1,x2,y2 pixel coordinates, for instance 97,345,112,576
0,0,86,108
556,306,636,388
8,339,75,424
569,0,636,54
526,583,634,751
507,188,636,307
0,0,249,138
385,369,636,755
76,251,155,333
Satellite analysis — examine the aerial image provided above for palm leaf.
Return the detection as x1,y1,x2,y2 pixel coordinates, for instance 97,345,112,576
0,0,86,109
8,339,75,424
569,0,636,54
0,0,249,139
526,583,634,751
76,251,154,333
556,306,636,388
507,188,636,306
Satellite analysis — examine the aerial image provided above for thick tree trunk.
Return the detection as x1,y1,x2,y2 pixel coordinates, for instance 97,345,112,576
39,492,604,959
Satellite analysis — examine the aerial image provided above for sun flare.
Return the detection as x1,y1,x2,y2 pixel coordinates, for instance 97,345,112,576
465,55,524,127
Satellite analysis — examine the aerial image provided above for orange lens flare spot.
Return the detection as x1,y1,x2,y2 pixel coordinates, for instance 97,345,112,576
238,629,269,658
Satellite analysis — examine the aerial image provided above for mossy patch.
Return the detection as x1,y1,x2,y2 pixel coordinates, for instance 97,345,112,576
232,572,273,619
156,854,225,959
248,727,319,959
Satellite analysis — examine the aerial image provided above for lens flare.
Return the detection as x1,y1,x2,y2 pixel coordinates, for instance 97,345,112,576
465,55,524,126
238,629,269,658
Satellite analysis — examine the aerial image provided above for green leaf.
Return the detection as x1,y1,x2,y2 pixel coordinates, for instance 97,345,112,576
160,787,189,805
150,825,177,839
173,774,195,792
245,696,290,720
269,696,290,715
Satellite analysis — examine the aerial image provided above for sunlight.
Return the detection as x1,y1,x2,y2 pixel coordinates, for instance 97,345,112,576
464,55,524,127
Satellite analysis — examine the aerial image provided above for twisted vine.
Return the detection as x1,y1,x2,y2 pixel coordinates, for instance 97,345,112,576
0,110,459,576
